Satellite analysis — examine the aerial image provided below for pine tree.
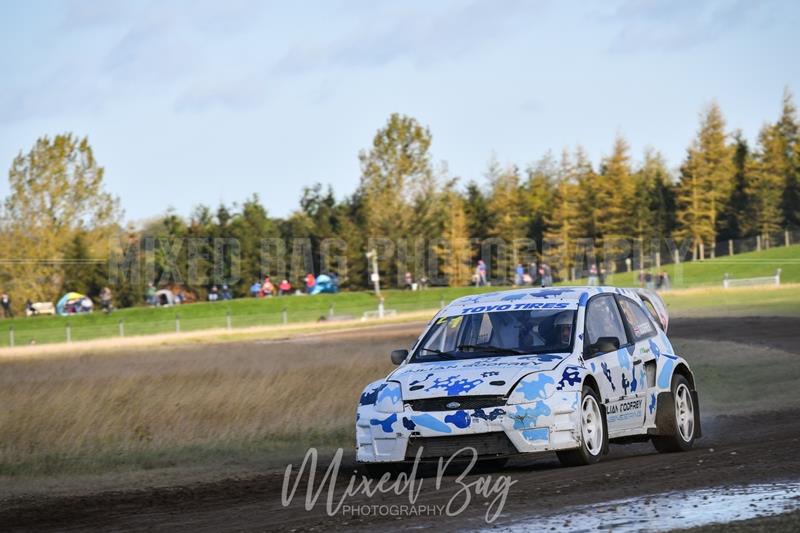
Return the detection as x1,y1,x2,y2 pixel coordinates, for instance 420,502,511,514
523,151,557,245
486,160,527,281
778,87,800,228
437,183,472,286
749,123,786,237
595,135,636,260
720,132,753,239
674,102,735,259
543,150,582,279
573,146,599,241
633,149,675,261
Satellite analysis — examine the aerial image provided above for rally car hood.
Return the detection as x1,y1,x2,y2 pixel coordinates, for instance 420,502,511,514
387,354,568,399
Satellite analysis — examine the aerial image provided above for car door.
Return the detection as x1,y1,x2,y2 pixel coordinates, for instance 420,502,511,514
583,294,637,432
615,295,661,428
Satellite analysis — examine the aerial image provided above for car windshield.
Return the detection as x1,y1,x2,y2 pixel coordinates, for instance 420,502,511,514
412,309,577,362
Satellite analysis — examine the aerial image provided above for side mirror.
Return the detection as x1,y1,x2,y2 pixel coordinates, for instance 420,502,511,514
390,349,408,365
587,336,620,356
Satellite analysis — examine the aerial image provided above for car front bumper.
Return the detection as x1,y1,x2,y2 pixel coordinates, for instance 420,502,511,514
356,391,582,463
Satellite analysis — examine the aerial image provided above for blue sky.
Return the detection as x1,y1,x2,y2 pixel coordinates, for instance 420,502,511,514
1,0,798,223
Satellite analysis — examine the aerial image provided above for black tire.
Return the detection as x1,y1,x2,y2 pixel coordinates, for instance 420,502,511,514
557,386,607,467
652,374,697,453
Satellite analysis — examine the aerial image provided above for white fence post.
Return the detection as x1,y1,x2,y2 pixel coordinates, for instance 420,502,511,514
757,235,762,251
723,273,730,289
119,320,124,337
728,239,733,256
776,268,782,286
226,310,232,330
9,326,14,348
282,307,288,325
175,314,181,333
329,304,334,318
378,298,385,319
66,322,71,343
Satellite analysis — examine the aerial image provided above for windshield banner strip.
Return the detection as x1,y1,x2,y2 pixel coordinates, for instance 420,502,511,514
450,302,578,316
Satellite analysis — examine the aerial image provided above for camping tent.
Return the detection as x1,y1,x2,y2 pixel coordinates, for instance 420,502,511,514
310,274,338,295
56,292,93,316
155,289,177,306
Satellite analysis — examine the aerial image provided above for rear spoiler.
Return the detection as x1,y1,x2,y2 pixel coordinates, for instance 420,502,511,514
634,289,669,333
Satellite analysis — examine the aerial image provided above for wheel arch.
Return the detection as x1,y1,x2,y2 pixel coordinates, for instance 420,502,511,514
582,373,601,397
672,363,696,390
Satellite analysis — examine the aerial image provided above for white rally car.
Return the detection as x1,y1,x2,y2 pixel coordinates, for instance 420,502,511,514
356,287,700,467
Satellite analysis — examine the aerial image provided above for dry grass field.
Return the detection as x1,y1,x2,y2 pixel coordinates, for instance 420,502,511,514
0,326,410,479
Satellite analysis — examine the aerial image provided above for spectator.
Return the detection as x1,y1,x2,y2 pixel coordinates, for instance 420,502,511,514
221,284,233,300
305,272,316,293
659,271,671,291
587,263,599,286
539,263,552,287
261,276,275,297
208,286,219,302
475,260,487,287
645,271,654,290
404,271,413,290
514,263,524,286
25,299,34,316
278,279,292,295
249,280,261,297
599,267,607,285
145,283,156,306
528,262,538,286
100,287,113,314
1,293,12,318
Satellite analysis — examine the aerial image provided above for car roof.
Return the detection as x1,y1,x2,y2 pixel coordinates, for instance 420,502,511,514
447,286,637,307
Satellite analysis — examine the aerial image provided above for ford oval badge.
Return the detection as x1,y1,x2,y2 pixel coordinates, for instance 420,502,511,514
446,401,461,409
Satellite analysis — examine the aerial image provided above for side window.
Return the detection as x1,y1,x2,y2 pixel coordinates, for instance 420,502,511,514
641,300,665,330
617,297,657,341
585,295,628,349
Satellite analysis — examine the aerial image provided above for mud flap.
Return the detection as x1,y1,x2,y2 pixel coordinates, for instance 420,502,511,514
692,390,702,439
600,404,610,454
648,392,676,436
648,390,702,439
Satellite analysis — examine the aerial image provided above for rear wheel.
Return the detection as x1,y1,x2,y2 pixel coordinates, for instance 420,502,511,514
557,386,607,467
653,374,696,453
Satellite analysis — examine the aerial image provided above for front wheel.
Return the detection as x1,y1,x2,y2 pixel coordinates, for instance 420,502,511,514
557,386,607,467
652,375,696,453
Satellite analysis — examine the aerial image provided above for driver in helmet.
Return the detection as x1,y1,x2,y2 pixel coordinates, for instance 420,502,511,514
544,310,574,346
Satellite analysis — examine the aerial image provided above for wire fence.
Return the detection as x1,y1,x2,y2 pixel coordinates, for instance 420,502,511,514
0,298,446,349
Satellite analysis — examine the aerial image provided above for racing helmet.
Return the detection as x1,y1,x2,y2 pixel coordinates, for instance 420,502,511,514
552,310,573,345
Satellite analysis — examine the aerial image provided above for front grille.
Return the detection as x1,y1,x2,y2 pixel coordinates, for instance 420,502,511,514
406,432,518,460
407,395,506,412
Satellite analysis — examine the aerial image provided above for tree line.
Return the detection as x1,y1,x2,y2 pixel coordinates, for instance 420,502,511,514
1,89,798,309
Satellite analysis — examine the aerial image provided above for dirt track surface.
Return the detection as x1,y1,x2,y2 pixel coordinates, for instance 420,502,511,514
2,317,800,532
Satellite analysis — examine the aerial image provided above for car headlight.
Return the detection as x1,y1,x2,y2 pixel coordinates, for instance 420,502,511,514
506,372,557,405
375,382,403,413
